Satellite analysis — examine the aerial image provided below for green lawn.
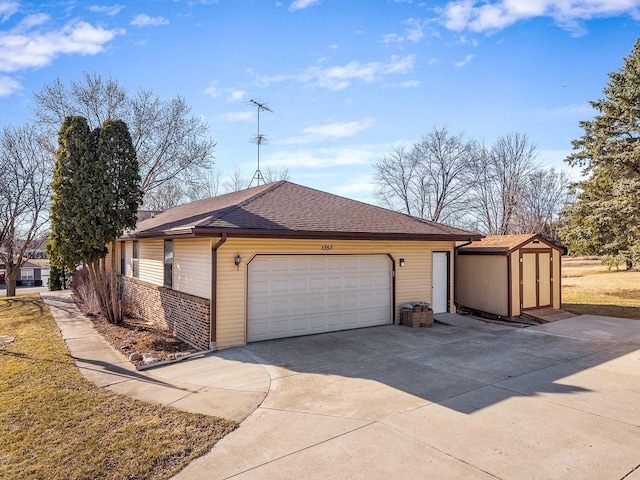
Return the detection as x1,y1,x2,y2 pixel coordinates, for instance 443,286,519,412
0,295,237,479
562,257,640,320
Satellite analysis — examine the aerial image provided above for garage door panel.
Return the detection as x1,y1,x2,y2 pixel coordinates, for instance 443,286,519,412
271,279,289,293
270,258,289,271
290,297,308,312
310,277,325,289
291,258,308,271
248,255,392,342
290,279,307,292
309,258,325,270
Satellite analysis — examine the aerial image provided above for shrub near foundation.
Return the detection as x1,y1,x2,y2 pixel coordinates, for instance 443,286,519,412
0,295,237,480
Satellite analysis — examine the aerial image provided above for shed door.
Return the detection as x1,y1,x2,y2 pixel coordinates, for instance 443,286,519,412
432,252,449,313
521,251,552,310
247,255,392,342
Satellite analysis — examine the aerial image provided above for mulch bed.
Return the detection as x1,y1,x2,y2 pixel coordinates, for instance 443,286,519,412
71,294,197,367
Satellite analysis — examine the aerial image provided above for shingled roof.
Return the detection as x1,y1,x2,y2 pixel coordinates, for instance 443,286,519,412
124,181,481,241
458,234,562,254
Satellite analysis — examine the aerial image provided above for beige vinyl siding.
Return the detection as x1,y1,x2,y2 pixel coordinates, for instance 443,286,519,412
458,255,509,317
124,241,133,277
521,253,538,309
215,238,455,349
174,239,211,299
538,252,551,306
553,249,561,309
511,252,521,316
105,244,114,273
139,239,164,286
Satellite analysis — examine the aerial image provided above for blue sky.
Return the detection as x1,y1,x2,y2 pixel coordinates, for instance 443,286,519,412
1,0,640,203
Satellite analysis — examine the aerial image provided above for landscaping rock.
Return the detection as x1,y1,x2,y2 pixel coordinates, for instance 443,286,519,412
129,352,142,361
142,353,160,364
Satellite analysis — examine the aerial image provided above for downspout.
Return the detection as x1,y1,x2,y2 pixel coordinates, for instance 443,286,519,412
210,233,227,350
453,238,474,309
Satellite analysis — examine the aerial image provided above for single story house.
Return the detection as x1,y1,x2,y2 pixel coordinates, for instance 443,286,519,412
456,234,563,319
0,261,43,286
115,181,481,350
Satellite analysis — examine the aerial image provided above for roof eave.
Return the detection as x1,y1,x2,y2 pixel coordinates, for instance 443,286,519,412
122,226,482,242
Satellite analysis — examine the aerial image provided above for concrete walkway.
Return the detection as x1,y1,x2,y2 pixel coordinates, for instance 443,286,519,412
42,291,640,479
42,290,269,423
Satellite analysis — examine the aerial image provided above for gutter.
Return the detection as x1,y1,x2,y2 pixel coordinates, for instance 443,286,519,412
453,238,475,309
209,233,228,350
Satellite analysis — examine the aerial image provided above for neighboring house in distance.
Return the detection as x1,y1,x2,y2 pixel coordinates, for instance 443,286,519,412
115,181,481,351
0,260,43,286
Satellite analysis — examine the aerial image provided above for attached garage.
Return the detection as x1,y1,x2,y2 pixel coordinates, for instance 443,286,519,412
456,234,563,319
247,255,392,342
119,181,481,350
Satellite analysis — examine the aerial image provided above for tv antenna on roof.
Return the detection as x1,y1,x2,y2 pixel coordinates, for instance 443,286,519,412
248,99,273,186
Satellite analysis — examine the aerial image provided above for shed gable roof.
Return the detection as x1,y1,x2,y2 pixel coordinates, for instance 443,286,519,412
458,234,562,255
127,181,480,241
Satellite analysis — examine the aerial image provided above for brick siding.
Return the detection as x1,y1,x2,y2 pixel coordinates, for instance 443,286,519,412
120,276,211,351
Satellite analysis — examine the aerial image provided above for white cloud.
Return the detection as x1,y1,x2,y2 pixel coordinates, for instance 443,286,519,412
332,173,377,203
218,111,253,122
228,89,245,102
204,81,218,98
15,13,49,30
277,118,375,145
130,14,169,27
394,79,421,88
382,32,404,45
248,54,416,91
303,54,416,90
535,103,594,116
89,4,124,16
454,54,474,67
537,149,584,180
405,17,426,42
0,20,122,73
438,0,640,34
263,147,375,168
457,34,479,46
0,74,20,96
0,1,19,22
289,0,322,11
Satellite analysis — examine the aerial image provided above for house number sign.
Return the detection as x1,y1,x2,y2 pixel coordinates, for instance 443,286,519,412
321,245,333,251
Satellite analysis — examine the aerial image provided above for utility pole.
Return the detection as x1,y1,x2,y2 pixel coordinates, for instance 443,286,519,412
249,99,273,186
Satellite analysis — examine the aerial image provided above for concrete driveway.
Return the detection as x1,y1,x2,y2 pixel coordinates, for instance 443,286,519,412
163,314,640,480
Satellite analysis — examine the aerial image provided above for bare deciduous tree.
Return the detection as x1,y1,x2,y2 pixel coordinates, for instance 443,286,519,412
374,146,416,215
468,133,538,234
373,129,569,237
374,125,478,224
0,123,52,297
33,72,215,207
222,166,289,193
514,168,570,235
262,166,290,184
223,166,251,193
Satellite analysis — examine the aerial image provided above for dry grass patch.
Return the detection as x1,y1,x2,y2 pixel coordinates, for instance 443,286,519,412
0,295,237,480
562,257,640,320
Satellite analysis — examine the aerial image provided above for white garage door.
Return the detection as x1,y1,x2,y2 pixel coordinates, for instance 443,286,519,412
247,255,392,342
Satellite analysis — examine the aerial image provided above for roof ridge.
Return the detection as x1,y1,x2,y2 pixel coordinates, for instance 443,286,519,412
193,180,286,227
280,181,472,234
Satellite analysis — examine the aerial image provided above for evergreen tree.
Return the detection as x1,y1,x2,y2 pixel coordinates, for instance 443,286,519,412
48,116,142,322
561,38,640,268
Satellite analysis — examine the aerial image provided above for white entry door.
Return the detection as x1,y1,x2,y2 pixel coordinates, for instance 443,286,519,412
432,252,449,313
247,255,392,342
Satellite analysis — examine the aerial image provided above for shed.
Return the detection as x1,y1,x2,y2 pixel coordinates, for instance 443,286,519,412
456,234,563,318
